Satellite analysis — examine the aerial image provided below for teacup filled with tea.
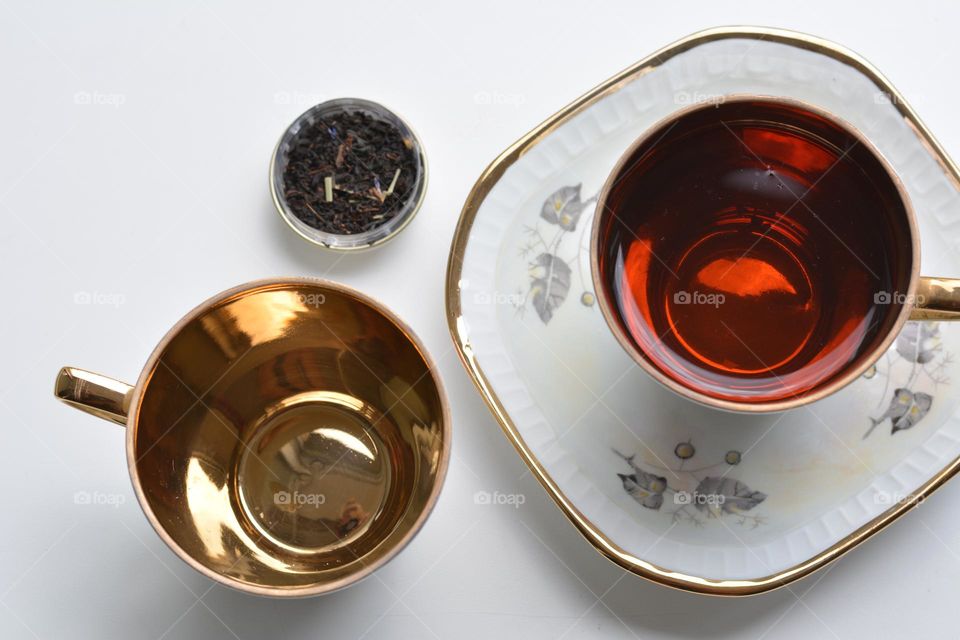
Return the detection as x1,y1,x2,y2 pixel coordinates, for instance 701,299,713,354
592,96,960,412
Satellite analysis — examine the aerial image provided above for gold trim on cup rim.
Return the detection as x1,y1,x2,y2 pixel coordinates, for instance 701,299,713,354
269,98,429,252
589,95,921,414
445,26,960,595
57,277,451,597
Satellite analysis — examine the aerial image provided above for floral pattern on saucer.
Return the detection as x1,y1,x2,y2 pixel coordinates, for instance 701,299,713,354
864,322,951,438
615,442,768,528
519,185,598,323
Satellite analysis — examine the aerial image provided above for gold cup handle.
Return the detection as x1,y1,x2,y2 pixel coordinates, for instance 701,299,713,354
911,277,960,321
54,367,133,426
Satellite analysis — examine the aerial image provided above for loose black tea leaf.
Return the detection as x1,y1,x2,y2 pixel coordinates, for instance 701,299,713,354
281,109,418,235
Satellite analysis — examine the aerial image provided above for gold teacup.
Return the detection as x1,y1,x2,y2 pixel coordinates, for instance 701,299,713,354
54,278,450,597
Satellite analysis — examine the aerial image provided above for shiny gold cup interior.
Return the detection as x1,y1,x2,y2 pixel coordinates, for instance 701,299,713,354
55,279,450,596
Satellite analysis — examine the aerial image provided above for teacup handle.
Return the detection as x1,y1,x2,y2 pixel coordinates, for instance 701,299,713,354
54,367,133,426
912,277,960,321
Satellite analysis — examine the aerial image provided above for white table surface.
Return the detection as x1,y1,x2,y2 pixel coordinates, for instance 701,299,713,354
2,1,959,638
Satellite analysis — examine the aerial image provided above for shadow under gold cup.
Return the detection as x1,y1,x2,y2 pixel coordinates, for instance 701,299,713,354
592,96,960,413
55,278,450,597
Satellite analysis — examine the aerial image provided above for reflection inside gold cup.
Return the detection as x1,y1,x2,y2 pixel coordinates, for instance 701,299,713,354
126,283,446,593
236,391,392,554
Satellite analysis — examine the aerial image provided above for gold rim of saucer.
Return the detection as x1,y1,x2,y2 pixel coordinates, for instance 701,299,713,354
445,26,960,596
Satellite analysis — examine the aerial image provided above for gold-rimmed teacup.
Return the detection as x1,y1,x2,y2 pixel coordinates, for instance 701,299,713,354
55,278,450,597
591,96,960,413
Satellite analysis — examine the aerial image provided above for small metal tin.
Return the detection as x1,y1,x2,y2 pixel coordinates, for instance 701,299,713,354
270,98,428,251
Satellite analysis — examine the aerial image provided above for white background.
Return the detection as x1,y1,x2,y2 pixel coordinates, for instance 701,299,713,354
2,1,959,638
